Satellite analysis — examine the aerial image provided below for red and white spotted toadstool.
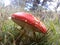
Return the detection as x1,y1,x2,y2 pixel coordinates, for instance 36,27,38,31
11,12,47,34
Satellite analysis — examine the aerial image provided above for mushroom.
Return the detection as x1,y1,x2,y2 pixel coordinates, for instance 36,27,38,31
11,12,47,34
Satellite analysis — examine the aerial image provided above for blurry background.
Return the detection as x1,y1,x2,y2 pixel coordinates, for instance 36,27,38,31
0,0,60,11
0,0,60,45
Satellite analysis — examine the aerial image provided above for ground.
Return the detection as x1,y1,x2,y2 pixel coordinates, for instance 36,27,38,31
0,6,60,45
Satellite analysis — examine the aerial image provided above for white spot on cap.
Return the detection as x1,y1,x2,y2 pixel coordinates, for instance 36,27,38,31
35,22,38,24
25,20,27,22
34,17,39,22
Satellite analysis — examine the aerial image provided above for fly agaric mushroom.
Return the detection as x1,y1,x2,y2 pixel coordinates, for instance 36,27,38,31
11,12,47,34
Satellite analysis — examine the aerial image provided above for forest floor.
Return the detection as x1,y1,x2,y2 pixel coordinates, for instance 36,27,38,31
0,6,60,45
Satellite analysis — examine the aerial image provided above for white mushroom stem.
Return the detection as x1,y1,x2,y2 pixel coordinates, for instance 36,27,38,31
12,18,36,38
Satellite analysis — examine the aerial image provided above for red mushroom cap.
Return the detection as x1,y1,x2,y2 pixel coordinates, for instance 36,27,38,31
11,12,47,34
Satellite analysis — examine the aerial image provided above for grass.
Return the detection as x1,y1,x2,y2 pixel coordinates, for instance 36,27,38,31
0,6,60,45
